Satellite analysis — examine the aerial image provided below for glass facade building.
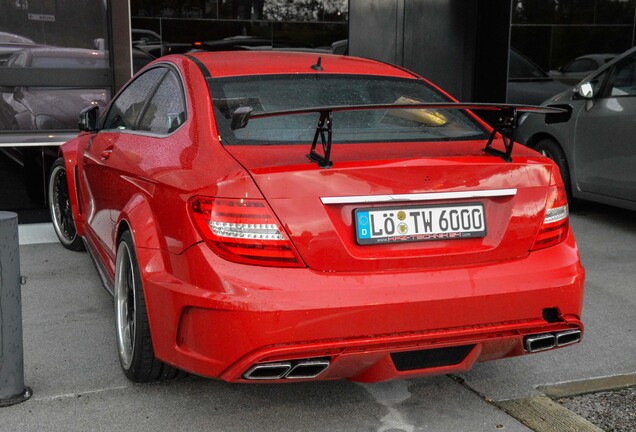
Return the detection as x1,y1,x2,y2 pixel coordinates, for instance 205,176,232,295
1,0,635,222
508,1,636,104
0,0,111,221
512,0,636,71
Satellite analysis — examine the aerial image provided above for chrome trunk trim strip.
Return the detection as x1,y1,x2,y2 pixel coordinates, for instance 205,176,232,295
320,189,517,205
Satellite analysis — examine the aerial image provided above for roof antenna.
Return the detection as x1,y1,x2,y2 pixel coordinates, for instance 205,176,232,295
311,56,323,71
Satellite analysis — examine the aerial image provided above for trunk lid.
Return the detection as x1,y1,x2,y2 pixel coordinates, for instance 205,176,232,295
224,140,552,272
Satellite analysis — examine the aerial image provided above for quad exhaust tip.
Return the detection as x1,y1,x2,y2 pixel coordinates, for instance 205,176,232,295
555,329,582,347
243,358,330,380
524,329,581,353
243,362,292,380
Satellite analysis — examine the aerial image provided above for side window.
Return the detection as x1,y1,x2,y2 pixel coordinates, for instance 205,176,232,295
607,56,636,97
7,52,27,67
138,71,186,134
103,67,166,130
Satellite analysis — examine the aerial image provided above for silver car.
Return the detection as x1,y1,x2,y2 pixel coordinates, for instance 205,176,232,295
518,46,636,211
548,53,616,86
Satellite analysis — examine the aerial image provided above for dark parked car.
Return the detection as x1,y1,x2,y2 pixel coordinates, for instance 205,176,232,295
549,53,616,86
0,47,109,130
518,46,636,211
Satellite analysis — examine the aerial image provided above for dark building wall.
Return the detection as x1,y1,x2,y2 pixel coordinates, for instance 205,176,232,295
350,0,511,103
112,0,133,91
401,0,478,101
349,0,402,66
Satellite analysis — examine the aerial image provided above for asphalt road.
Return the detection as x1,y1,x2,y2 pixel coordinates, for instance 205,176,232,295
2,200,634,431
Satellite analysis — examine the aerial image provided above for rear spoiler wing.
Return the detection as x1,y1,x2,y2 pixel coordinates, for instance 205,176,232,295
230,103,567,167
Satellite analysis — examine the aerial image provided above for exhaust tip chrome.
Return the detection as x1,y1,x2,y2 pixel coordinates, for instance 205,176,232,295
524,333,556,352
242,362,292,380
243,357,331,380
555,329,581,347
285,359,330,379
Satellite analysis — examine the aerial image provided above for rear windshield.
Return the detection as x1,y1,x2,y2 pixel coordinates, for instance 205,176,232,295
210,74,488,145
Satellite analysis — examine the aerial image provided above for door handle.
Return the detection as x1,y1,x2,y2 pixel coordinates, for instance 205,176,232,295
100,147,114,160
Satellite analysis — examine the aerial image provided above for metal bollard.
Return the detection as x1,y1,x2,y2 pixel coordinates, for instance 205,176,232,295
0,211,32,407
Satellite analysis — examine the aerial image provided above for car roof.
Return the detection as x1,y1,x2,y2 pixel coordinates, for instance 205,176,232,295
0,31,35,44
573,53,616,63
578,45,636,83
187,51,418,79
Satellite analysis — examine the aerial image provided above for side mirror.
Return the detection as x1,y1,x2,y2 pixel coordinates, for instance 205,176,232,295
78,105,100,132
577,82,594,99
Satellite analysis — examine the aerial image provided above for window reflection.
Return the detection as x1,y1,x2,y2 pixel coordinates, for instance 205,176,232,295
509,0,636,103
0,1,109,51
0,1,111,132
130,1,349,72
513,0,636,25
131,0,348,21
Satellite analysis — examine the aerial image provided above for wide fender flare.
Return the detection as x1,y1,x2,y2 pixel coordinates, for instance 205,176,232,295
58,143,85,237
116,193,163,251
116,193,167,347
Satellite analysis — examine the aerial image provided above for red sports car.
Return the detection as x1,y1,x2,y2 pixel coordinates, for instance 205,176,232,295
48,51,585,383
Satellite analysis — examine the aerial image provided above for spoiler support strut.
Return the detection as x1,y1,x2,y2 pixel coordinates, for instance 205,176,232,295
308,110,333,168
484,107,518,163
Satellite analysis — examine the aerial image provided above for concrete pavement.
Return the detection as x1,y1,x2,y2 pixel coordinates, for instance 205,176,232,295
2,201,634,431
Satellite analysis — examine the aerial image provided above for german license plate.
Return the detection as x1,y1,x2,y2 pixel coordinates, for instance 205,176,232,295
355,203,486,245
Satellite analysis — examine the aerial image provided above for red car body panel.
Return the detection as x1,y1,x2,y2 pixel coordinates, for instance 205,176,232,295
139,234,583,382
201,51,418,79
226,145,552,272
58,51,585,383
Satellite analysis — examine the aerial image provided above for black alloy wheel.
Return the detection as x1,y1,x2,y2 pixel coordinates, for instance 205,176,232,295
48,158,85,251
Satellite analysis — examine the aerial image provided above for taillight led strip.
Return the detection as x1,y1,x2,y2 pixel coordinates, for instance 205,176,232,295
531,185,569,251
190,197,304,267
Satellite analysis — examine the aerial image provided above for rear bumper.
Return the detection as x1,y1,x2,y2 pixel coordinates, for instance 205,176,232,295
137,229,584,383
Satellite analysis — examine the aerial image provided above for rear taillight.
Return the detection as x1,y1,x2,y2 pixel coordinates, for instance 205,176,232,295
190,197,304,267
531,184,569,251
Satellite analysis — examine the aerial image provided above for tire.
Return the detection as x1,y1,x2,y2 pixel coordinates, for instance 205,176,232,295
48,158,85,251
534,138,574,202
114,231,181,382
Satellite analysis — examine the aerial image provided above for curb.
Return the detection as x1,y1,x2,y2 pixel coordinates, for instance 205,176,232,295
495,374,636,432
498,396,602,432
539,373,636,399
